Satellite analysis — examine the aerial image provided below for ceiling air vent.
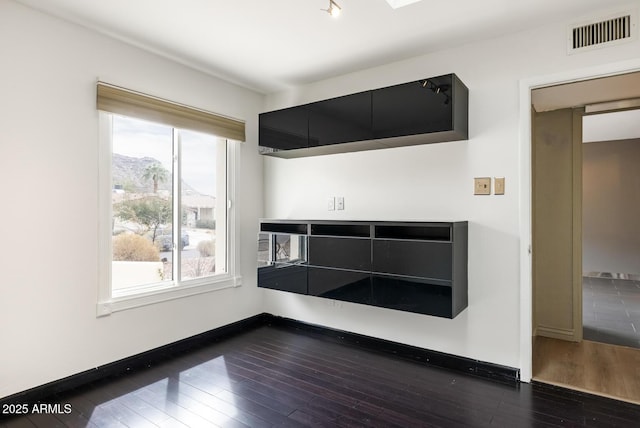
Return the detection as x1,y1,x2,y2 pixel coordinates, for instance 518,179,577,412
568,11,637,54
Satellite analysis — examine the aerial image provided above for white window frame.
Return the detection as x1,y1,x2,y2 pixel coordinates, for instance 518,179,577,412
97,112,241,317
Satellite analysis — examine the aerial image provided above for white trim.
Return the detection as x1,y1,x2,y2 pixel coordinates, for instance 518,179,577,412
227,139,242,282
173,128,181,279
518,57,640,383
536,326,577,341
97,112,113,310
97,275,241,315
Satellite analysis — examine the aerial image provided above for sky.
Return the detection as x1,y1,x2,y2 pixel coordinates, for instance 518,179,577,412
112,115,219,196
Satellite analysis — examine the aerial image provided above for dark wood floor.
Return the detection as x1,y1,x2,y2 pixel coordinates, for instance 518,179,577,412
3,324,640,427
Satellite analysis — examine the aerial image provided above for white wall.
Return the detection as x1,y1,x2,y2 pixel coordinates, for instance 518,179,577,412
0,0,264,399
583,139,640,275
263,3,640,370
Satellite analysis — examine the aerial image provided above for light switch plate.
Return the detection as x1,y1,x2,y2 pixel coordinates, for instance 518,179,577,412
328,197,335,211
336,197,345,210
474,177,491,195
495,177,505,195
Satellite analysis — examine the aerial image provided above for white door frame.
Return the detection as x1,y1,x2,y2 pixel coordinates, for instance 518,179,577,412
518,58,640,382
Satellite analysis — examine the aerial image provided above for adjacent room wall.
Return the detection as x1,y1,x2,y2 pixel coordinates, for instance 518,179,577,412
262,4,640,370
533,109,581,341
0,0,264,399
583,138,640,275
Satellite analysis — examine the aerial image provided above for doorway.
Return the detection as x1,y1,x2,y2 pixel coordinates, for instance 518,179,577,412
530,71,640,403
582,109,640,349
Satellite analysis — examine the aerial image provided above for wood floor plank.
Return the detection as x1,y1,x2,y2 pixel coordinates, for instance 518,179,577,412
285,409,331,427
157,418,190,428
169,380,272,428
132,386,220,428
64,376,162,428
534,336,640,404
3,418,36,428
615,343,640,399
233,378,310,411
59,391,129,428
214,389,290,425
583,341,626,397
51,411,100,428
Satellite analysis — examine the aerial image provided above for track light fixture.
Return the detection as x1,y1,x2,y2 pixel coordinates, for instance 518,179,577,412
420,79,451,105
322,0,342,17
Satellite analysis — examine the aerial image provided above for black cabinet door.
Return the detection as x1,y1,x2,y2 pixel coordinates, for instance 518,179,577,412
257,264,307,294
308,267,371,305
372,240,452,280
307,91,372,147
259,107,308,150
372,275,452,318
372,75,453,139
308,237,371,271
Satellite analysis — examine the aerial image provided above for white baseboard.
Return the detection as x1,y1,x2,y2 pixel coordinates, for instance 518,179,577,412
536,325,578,342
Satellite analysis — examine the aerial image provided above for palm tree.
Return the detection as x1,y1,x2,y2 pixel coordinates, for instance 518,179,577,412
142,163,168,193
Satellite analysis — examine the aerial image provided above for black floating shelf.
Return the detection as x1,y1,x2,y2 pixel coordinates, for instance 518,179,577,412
310,223,371,238
260,222,307,234
375,225,451,241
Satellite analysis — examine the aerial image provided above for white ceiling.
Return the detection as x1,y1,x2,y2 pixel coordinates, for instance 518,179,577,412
14,0,634,93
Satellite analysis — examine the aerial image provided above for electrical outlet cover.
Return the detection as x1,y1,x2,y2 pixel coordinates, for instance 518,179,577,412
474,177,491,195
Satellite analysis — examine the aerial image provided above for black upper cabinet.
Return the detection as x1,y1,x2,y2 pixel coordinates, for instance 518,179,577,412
258,73,468,158
258,107,308,152
372,76,453,139
307,91,373,147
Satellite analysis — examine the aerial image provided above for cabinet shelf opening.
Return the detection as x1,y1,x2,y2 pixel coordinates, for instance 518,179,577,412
311,224,371,237
261,223,308,234
375,225,451,241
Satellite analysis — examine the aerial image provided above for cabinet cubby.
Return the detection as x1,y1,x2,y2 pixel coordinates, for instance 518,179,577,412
260,222,307,234
310,223,370,237
374,224,451,241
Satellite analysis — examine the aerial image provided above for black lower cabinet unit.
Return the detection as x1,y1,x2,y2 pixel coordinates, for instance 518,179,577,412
257,220,468,319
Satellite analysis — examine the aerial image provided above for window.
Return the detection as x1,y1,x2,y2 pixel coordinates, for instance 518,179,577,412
97,83,244,315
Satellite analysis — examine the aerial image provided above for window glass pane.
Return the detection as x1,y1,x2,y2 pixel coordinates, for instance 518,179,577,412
111,115,173,292
180,130,227,280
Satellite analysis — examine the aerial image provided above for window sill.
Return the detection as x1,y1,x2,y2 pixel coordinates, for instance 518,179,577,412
97,275,242,317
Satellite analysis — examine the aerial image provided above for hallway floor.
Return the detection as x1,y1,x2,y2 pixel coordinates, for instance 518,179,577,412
583,275,640,349
533,336,640,405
